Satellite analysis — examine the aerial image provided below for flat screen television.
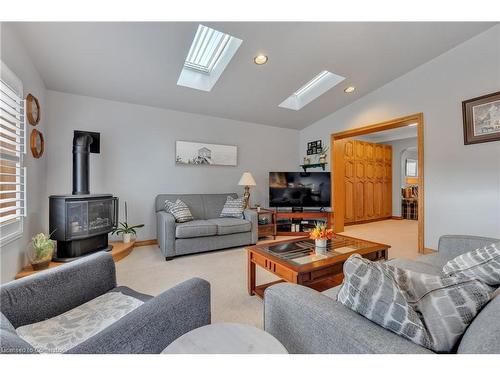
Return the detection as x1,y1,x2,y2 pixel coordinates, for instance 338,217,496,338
269,172,331,208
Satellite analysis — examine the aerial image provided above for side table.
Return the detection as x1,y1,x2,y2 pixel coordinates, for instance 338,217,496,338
162,323,288,354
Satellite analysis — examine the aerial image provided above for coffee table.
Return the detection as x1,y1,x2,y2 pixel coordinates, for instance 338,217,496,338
162,323,288,354
246,234,389,298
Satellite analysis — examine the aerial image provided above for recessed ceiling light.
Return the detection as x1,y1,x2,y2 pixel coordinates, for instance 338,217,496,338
254,55,268,65
279,71,345,111
344,86,356,93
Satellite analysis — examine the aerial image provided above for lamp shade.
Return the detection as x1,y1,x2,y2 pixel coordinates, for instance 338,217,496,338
238,172,256,186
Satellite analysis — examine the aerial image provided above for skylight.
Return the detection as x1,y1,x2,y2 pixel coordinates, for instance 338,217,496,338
279,70,345,111
178,25,242,92
184,25,231,74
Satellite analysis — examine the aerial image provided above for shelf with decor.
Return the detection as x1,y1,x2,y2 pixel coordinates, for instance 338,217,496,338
299,162,328,172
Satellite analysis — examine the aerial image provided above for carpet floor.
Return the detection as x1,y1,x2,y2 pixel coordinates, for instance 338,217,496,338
116,219,419,328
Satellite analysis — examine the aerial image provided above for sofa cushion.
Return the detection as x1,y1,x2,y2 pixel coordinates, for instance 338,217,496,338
175,220,217,239
442,241,500,286
337,254,494,353
16,291,143,353
207,218,251,235
416,253,451,269
387,258,442,275
203,193,238,219
220,196,245,219
457,291,500,353
165,199,194,223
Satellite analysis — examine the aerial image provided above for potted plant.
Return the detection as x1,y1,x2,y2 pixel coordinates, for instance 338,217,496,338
27,232,56,270
309,223,333,249
111,201,144,243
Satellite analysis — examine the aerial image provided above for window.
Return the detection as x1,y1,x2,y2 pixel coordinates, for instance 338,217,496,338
1,61,26,245
406,158,418,177
177,24,242,92
279,70,345,111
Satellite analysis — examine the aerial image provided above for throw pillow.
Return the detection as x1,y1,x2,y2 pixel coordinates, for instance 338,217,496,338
164,199,194,223
337,254,493,352
220,196,245,219
442,241,500,286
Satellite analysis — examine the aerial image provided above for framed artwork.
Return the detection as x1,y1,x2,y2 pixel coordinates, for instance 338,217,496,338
175,141,237,166
462,91,500,145
30,129,44,158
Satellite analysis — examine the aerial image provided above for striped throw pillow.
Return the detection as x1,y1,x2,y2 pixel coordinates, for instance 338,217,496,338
337,254,493,353
442,241,500,286
220,196,245,219
164,199,194,223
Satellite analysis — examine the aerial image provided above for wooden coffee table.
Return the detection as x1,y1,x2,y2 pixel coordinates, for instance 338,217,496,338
247,234,389,298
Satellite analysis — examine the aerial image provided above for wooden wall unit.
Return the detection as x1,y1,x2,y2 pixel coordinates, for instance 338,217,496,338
343,140,392,224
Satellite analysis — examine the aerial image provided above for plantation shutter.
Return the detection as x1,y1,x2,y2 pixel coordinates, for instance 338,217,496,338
0,61,26,243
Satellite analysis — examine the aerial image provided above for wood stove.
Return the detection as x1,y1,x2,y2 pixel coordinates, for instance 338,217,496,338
49,131,118,261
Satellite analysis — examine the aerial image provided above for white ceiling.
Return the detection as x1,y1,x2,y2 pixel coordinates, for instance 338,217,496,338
10,22,496,130
353,125,418,143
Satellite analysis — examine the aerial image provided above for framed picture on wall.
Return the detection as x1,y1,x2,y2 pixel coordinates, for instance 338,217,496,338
462,91,500,145
175,141,237,166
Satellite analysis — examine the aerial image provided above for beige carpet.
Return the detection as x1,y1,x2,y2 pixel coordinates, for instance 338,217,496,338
342,219,419,260
116,220,418,328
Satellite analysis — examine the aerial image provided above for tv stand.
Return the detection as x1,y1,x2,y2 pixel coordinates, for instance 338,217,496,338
274,210,333,236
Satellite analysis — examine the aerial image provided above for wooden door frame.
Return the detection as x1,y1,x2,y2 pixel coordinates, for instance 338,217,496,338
331,113,425,253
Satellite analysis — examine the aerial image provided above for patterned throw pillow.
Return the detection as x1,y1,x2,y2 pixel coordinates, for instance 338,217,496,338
337,254,493,352
220,196,245,219
164,199,194,223
442,242,500,286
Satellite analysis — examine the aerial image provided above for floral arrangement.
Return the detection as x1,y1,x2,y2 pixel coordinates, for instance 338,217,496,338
32,232,56,260
309,223,333,240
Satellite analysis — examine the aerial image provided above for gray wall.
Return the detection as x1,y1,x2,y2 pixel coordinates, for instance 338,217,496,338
381,137,418,216
45,91,299,241
300,25,500,249
0,24,48,283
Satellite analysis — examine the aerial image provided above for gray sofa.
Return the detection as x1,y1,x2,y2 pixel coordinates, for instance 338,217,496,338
264,235,500,354
156,193,258,260
0,252,211,354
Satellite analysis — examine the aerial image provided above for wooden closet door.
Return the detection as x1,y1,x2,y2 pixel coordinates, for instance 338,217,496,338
354,141,366,222
383,145,393,218
343,140,355,224
363,142,375,221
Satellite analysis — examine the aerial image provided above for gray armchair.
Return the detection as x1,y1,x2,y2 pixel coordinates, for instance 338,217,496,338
264,235,500,354
0,252,211,354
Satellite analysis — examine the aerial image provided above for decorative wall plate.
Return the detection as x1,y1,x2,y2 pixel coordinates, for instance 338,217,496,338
26,93,40,125
30,128,44,158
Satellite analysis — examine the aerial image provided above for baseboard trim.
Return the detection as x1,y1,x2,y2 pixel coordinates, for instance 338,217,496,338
345,217,393,226
423,247,437,254
135,239,158,247
391,216,403,220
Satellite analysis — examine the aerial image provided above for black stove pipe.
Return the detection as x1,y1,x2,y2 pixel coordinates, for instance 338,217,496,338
72,133,93,195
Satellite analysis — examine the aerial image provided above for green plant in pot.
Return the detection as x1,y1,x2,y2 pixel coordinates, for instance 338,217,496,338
28,232,56,270
111,201,144,243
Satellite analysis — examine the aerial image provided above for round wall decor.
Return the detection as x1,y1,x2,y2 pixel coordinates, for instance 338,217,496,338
30,129,44,158
26,93,41,125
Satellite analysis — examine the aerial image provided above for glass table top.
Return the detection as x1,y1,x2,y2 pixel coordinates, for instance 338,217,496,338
257,236,376,266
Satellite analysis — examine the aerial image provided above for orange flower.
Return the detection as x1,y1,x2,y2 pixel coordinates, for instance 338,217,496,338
309,224,333,240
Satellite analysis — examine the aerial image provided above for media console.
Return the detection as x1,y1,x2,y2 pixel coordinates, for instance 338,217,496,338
275,210,333,236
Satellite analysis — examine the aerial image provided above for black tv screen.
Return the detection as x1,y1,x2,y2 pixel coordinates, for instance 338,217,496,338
269,172,331,208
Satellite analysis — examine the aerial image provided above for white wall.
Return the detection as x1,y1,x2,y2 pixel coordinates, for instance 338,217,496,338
0,23,48,283
46,91,299,241
300,25,500,249
382,137,418,216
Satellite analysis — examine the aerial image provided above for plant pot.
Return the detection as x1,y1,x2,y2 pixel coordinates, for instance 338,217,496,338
123,233,132,243
315,239,327,248
27,239,55,271
31,259,51,271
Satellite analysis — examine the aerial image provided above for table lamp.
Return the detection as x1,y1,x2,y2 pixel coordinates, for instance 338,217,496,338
238,172,256,208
